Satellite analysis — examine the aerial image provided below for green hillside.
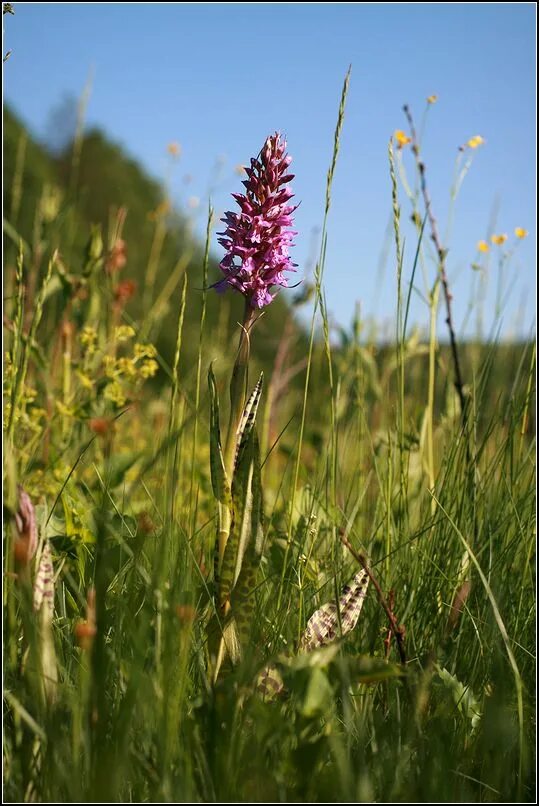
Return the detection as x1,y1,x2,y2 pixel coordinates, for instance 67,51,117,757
3,104,307,377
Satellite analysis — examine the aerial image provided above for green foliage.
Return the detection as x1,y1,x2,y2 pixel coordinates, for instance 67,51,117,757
2,92,536,804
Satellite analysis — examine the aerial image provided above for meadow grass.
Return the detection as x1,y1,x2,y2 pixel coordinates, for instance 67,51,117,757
2,76,536,803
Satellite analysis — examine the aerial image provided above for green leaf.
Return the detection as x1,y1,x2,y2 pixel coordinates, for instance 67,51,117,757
234,372,264,472
229,431,264,651
351,655,404,684
300,667,333,718
219,427,256,609
212,372,265,675
230,548,258,649
287,643,341,671
437,665,482,730
106,451,140,489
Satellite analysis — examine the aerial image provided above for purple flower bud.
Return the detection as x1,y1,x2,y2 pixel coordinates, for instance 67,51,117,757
217,132,298,308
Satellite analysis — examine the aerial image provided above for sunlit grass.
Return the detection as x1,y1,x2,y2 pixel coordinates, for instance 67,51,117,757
2,76,535,803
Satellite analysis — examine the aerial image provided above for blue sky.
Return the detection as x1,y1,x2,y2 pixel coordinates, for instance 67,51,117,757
3,3,536,340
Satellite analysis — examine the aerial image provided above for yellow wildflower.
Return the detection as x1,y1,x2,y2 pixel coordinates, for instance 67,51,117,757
167,142,181,157
477,240,489,253
80,326,97,346
515,227,528,239
114,325,136,343
102,355,117,378
104,381,126,407
139,359,159,379
55,401,75,417
116,357,137,378
467,135,484,149
134,343,157,360
427,94,438,104
491,234,508,246
394,130,411,148
23,386,37,403
76,370,94,391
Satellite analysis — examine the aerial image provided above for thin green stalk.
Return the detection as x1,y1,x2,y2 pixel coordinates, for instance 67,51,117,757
189,204,213,532
61,321,72,441
353,304,364,512
69,68,93,201
223,300,256,484
389,138,406,531
7,242,25,442
168,274,188,523
385,431,393,578
144,250,192,336
519,341,535,458
277,66,351,610
142,213,168,316
8,252,55,444
320,284,337,507
427,280,440,499
444,149,474,245
218,298,256,567
403,104,468,425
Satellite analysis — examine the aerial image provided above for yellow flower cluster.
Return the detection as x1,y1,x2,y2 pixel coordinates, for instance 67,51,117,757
167,141,181,157
116,357,138,378
394,130,411,148
467,135,484,149
115,325,136,343
98,342,159,408
134,343,157,360
80,326,98,354
478,229,528,253
76,370,94,391
22,385,37,404
104,381,126,407
427,94,438,104
56,401,76,417
102,355,117,378
139,359,159,378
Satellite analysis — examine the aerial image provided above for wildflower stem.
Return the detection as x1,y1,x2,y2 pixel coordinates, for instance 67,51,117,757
223,300,256,481
277,66,351,611
219,300,256,565
403,104,468,424
340,532,407,666
189,204,213,531
168,274,188,523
